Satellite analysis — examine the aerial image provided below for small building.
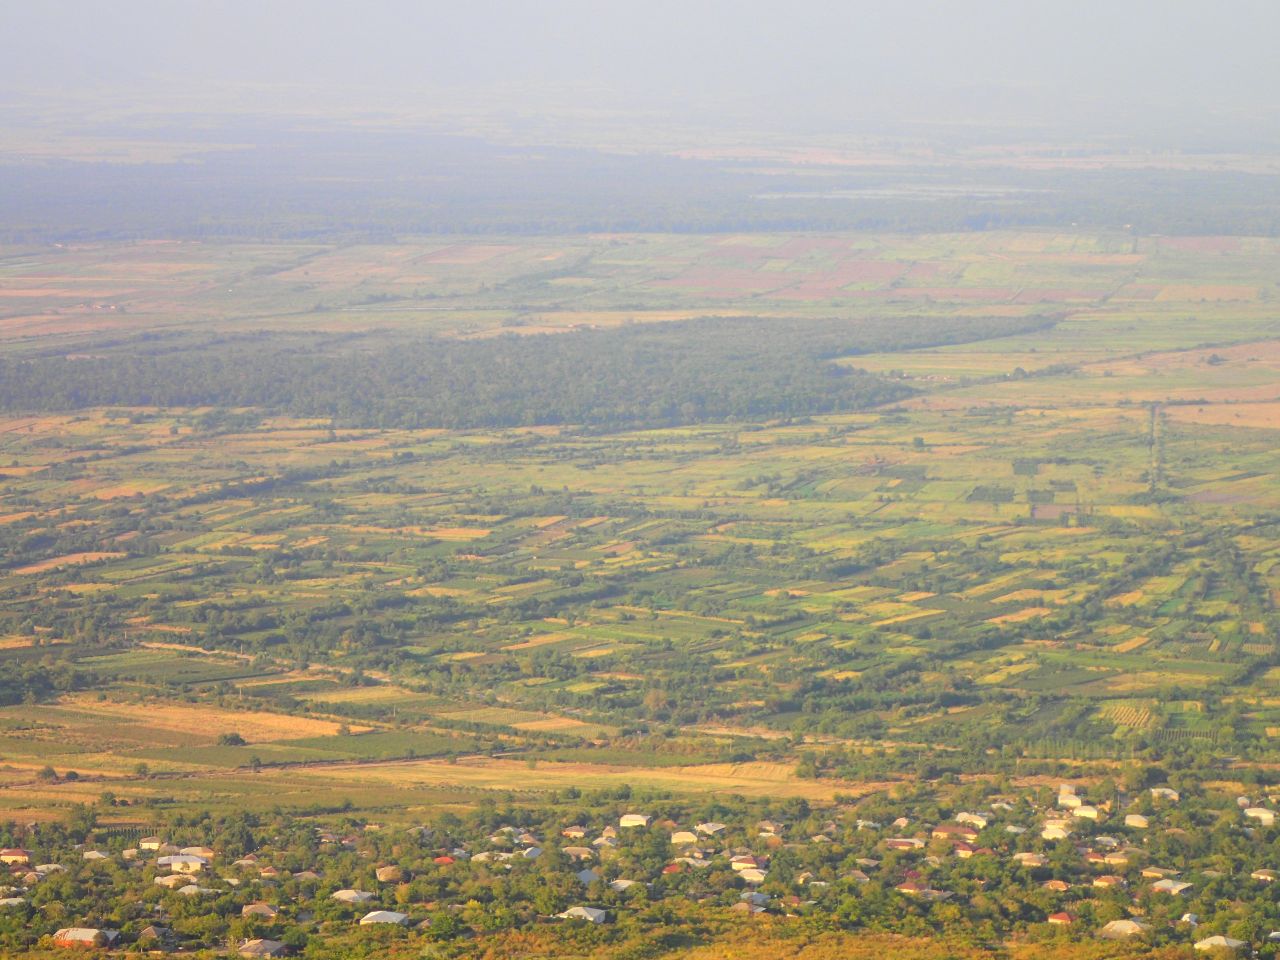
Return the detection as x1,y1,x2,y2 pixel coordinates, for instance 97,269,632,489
360,910,408,926
137,925,172,946
1151,878,1193,895
375,865,402,883
331,889,376,904
0,849,30,866
557,906,607,924
1252,869,1278,883
1048,912,1076,925
619,814,651,829
895,881,950,901
52,928,120,948
157,854,208,874
242,902,279,919
1125,814,1150,829
238,939,288,958
1245,808,1276,827
1098,919,1150,940
696,822,726,836
1194,935,1248,953
885,837,925,850
576,868,600,885
561,826,587,839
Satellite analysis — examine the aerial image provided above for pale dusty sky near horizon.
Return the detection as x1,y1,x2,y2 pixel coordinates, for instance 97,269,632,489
2,0,1277,135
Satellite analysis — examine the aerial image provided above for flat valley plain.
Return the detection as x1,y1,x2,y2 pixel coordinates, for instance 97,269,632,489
2,229,1280,827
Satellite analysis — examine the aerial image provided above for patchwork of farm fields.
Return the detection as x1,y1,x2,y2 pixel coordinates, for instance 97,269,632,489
1,231,1276,347
2,230,1280,817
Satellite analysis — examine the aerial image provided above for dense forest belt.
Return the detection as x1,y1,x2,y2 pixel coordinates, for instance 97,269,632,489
0,314,1053,429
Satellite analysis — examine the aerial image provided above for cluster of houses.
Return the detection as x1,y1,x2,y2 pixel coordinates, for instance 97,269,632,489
3,782,1279,954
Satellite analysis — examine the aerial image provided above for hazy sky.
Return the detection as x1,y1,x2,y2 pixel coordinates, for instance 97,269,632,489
4,0,1279,137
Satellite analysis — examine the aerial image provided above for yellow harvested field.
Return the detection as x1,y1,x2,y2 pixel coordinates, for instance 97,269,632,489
872,609,944,627
978,662,1036,685
986,606,1050,624
90,482,169,499
959,571,1025,599
992,589,1050,604
511,717,594,733
282,756,882,801
1114,635,1151,653
1107,589,1144,606
425,527,491,540
301,684,417,703
56,695,368,741
10,551,125,575
502,632,572,651
1164,402,1280,430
